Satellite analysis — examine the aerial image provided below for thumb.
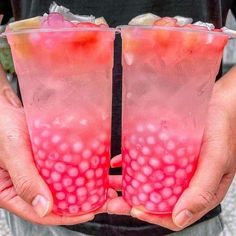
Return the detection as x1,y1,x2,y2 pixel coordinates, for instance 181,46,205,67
4,134,53,217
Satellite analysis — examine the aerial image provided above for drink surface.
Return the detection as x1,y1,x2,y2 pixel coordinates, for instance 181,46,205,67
7,14,115,215
121,26,228,214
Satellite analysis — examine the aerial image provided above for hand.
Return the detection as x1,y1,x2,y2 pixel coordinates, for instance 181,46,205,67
0,74,117,225
107,66,236,231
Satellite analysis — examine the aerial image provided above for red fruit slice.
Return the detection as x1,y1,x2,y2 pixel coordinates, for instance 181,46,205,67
154,17,178,27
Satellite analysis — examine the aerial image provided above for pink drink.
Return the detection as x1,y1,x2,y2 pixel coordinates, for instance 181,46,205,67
121,26,228,214
6,21,115,215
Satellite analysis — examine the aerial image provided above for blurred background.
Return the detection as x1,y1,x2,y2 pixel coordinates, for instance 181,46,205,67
0,7,235,236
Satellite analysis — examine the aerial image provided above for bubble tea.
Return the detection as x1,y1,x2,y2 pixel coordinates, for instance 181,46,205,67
121,15,229,214
6,13,115,215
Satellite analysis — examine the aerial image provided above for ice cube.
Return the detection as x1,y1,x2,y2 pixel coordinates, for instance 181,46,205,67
193,21,215,30
95,17,108,25
128,13,160,26
174,16,193,26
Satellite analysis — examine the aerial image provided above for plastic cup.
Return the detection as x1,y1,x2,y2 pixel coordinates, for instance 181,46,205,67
120,26,228,214
6,27,115,216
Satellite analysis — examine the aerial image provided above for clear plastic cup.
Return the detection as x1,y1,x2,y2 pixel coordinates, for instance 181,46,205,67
6,27,115,216
120,26,228,214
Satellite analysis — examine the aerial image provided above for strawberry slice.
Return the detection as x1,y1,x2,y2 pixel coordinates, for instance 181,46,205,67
154,17,178,27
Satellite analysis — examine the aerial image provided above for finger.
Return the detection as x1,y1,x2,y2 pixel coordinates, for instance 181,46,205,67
4,195,94,226
3,125,53,217
111,154,122,168
107,197,131,215
109,175,122,190
130,208,181,231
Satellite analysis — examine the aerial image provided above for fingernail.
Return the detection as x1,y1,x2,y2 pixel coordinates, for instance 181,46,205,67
174,209,193,228
32,195,50,217
130,208,142,217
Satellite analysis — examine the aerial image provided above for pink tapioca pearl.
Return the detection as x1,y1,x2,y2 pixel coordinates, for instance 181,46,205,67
59,143,69,152
131,161,139,171
69,205,79,214
157,202,168,212
86,180,96,189
97,187,105,196
95,168,103,178
175,169,187,179
189,155,197,163
178,157,189,168
41,130,50,138
142,166,153,176
127,185,135,194
142,184,153,193
159,132,169,141
41,168,50,178
45,160,54,168
91,140,100,150
138,193,148,202
124,174,132,183
79,161,90,172
67,186,76,193
161,187,173,199
99,133,108,142
136,173,147,183
154,146,165,155
63,177,73,187
173,186,183,195
166,140,176,151
132,196,140,205
58,201,68,210
149,158,161,169
150,192,162,204
76,187,87,197
136,124,144,133
129,149,138,159
56,192,65,200
164,165,176,175
154,182,163,190
33,137,41,146
187,145,194,155
141,146,151,156
81,202,92,212
146,123,157,132
176,148,185,157
164,177,175,187
38,150,46,159
129,135,137,144
63,154,73,163
137,156,146,166
51,172,61,182
42,141,50,150
68,167,79,177
48,152,59,161
145,202,156,211
68,195,77,204
86,170,95,179
96,179,103,187
54,183,63,191
82,149,92,159
89,195,99,204
73,141,83,153
168,196,177,206
131,179,140,188
146,136,156,145
163,154,175,165
126,167,133,176
124,154,131,164
51,135,61,144
91,156,100,168
100,156,107,165
154,170,165,181
97,145,106,155
34,119,41,128
186,164,194,174
54,162,66,173
75,177,85,186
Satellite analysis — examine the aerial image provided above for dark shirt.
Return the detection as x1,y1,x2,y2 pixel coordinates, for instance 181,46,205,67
5,0,236,235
